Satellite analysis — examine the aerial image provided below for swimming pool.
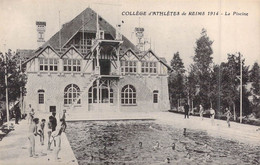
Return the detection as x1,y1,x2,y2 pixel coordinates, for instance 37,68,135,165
66,120,260,165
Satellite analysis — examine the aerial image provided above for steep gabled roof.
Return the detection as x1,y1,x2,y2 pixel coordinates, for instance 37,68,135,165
120,48,140,60
35,44,60,58
140,49,160,61
60,45,84,58
141,49,172,70
42,7,138,53
23,45,59,65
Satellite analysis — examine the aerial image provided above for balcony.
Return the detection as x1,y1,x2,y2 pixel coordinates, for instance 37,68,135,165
92,66,121,79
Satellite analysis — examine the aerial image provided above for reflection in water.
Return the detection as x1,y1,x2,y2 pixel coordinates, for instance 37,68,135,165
66,121,260,165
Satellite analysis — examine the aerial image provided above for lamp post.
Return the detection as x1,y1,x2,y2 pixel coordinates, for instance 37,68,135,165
239,53,242,123
236,53,243,123
4,44,10,129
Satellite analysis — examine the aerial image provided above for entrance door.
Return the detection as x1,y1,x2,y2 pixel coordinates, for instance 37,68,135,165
100,60,110,75
88,82,113,111
50,106,56,113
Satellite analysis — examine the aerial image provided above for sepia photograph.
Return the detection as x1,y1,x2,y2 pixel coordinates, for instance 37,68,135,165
0,0,259,164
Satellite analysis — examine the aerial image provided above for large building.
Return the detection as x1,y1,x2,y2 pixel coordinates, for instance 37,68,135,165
22,8,171,113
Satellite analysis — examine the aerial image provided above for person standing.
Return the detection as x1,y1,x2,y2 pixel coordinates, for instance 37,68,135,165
28,118,39,157
210,108,215,125
59,109,67,132
15,105,21,124
49,112,57,147
51,119,66,161
28,104,33,124
199,104,204,120
184,102,189,119
225,108,232,128
47,116,53,150
39,119,46,145
49,112,57,132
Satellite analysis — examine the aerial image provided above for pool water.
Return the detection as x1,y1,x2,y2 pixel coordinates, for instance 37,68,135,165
66,121,260,165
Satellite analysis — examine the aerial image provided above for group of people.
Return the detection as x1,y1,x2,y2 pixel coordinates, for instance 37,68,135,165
27,104,67,162
183,102,233,127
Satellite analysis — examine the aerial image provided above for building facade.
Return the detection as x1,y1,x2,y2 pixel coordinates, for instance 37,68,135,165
22,8,171,113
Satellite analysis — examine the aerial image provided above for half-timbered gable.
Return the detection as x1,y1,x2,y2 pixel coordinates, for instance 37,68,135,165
37,46,60,73
26,45,60,73
140,50,160,75
120,49,140,75
61,46,84,73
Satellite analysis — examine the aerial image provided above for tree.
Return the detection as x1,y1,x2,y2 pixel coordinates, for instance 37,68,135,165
186,64,199,113
250,62,260,118
0,50,27,103
220,53,251,119
168,52,186,109
221,55,239,118
170,52,185,74
192,28,214,109
210,64,221,111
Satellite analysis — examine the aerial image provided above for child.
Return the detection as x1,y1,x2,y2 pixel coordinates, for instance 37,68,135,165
47,116,53,150
28,118,39,157
51,119,66,161
39,119,46,145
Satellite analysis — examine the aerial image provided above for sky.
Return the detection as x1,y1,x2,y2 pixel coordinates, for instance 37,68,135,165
0,0,259,69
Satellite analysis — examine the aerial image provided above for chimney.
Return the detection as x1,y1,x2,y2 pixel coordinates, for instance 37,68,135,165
36,21,46,47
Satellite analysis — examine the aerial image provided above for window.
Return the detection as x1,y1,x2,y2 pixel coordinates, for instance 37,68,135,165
39,58,58,72
64,84,81,105
141,61,157,74
38,89,45,104
63,59,81,72
153,90,159,103
110,88,113,103
121,85,136,105
121,61,137,74
88,86,114,104
88,87,93,103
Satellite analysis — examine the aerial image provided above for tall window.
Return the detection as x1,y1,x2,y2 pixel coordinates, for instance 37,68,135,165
110,88,113,103
64,84,81,105
88,86,113,103
39,58,58,71
141,61,157,74
153,90,159,103
121,61,137,74
63,59,81,72
121,85,136,105
38,89,45,104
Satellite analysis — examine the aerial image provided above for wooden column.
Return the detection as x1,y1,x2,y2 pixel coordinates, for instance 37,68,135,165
86,87,89,111
108,80,110,103
117,45,120,74
117,81,120,112
96,45,100,75
97,78,100,111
